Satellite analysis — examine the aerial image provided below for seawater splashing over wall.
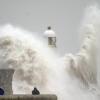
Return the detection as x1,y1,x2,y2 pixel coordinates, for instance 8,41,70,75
64,5,100,99
0,24,59,94
65,24,97,86
0,5,100,100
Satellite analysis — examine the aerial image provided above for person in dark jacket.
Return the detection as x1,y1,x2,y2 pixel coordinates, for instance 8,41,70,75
32,87,40,95
0,88,4,95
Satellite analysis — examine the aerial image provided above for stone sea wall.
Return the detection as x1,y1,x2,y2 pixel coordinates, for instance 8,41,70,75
0,95,57,100
0,69,14,95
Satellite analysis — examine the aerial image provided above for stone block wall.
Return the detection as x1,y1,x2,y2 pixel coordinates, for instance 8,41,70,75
0,95,57,100
0,69,14,95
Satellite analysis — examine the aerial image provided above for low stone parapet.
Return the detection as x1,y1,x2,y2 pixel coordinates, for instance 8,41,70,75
0,95,57,100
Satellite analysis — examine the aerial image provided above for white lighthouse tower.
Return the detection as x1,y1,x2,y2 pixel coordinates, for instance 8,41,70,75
44,26,56,48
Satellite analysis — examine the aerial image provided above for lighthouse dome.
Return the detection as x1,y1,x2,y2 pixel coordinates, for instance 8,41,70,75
44,30,56,37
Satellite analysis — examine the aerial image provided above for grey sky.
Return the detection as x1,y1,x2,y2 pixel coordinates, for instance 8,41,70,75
0,0,99,56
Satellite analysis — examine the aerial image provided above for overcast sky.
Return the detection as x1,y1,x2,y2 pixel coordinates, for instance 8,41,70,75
0,0,99,56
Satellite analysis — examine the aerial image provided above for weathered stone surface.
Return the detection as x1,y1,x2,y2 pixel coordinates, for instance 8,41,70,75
0,95,57,100
0,69,14,95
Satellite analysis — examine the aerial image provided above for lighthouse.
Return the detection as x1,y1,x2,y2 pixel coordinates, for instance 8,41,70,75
44,26,56,47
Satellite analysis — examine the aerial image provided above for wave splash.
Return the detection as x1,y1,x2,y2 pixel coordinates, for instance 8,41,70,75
0,5,99,100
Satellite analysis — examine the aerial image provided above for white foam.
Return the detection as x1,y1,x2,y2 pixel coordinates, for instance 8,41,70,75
0,5,99,100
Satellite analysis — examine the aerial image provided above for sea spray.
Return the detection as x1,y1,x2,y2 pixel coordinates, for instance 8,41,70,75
0,24,58,94
0,5,99,100
64,5,100,99
65,24,97,86
0,24,98,100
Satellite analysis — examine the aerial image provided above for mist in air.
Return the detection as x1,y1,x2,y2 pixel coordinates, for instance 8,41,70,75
0,4,100,100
